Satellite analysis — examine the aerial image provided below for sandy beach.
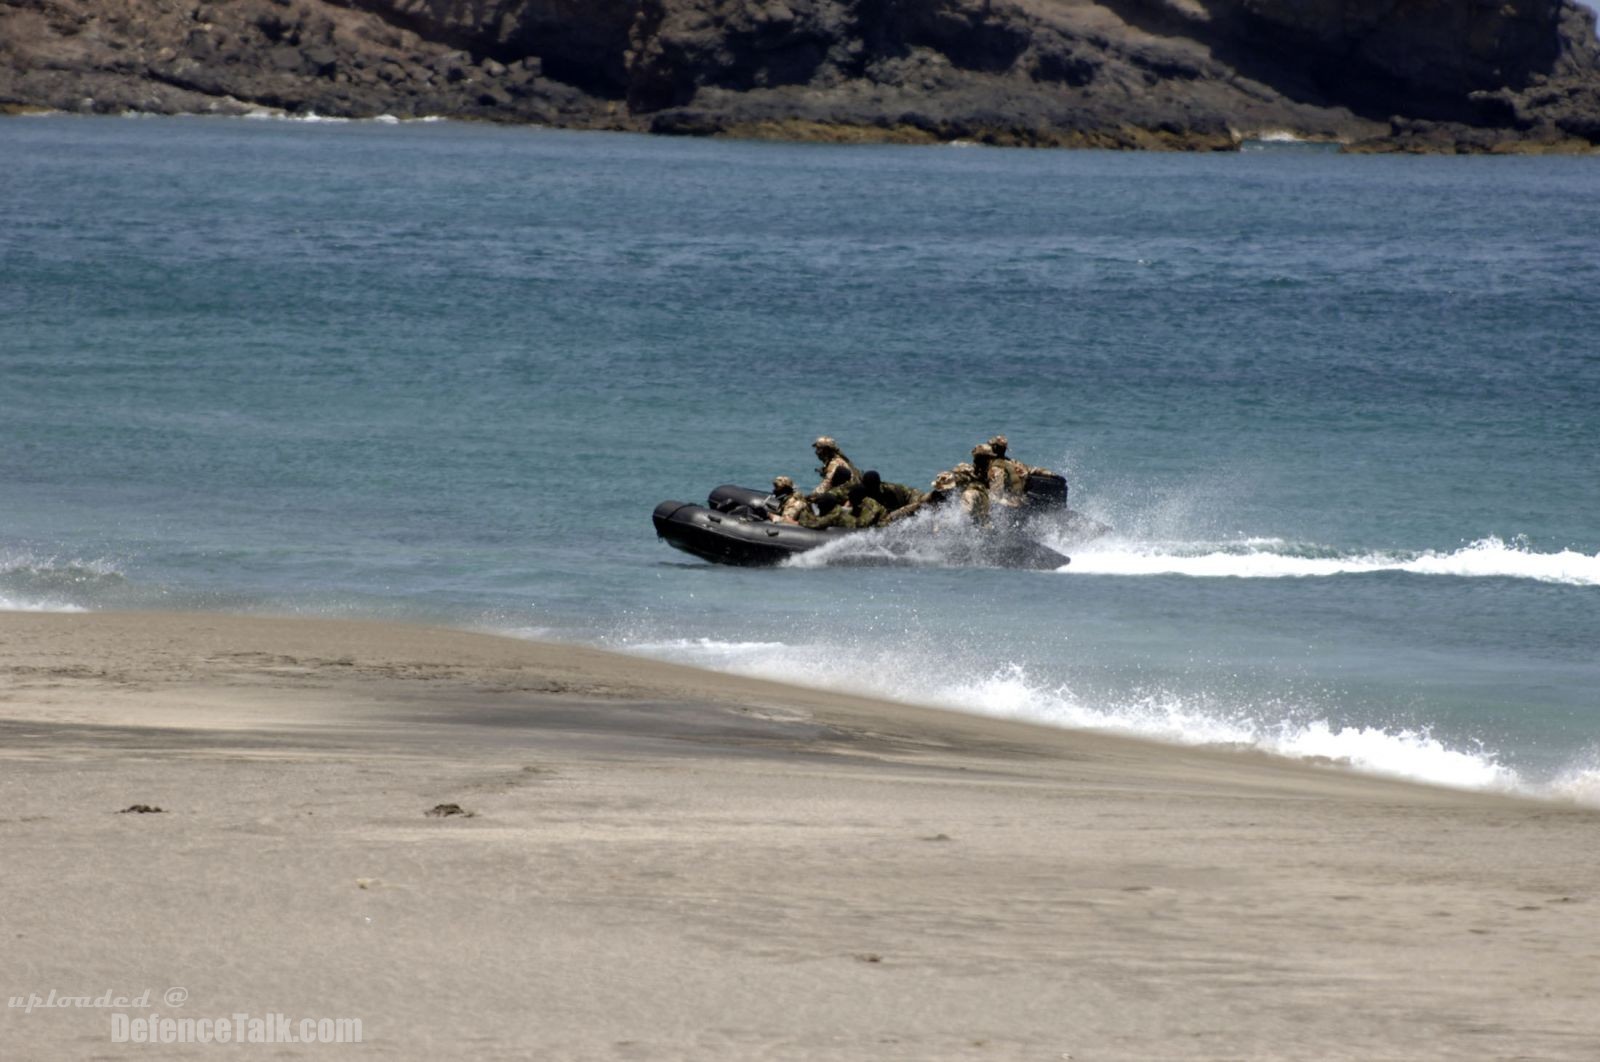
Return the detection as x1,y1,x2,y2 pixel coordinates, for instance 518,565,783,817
1,610,1597,1060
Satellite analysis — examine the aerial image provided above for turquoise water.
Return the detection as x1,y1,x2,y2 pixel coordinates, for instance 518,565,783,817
4,114,1598,796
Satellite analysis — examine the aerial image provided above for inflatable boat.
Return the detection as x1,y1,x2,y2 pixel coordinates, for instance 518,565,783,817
652,481,1078,570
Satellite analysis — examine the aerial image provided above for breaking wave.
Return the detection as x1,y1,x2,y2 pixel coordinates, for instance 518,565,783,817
240,111,447,124
0,549,126,612
613,636,1582,800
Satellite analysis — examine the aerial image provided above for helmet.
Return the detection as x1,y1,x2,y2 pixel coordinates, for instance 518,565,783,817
971,443,995,460
931,471,958,491
813,435,839,453
987,434,1008,456
861,470,881,490
772,475,794,492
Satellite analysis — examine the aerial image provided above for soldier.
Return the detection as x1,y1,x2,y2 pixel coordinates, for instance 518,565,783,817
796,492,848,530
886,470,956,523
860,469,923,513
968,445,998,494
952,460,991,527
809,461,856,505
985,434,1029,508
767,475,811,524
810,436,859,497
844,481,890,529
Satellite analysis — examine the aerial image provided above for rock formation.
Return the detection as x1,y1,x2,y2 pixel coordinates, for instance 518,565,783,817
3,0,1598,152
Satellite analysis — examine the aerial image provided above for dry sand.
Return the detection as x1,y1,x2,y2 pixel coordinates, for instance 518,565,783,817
1,610,1597,1060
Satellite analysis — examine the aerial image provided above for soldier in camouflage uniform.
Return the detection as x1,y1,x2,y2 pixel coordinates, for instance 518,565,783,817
810,462,856,506
844,482,890,529
985,435,1029,509
885,470,956,524
796,492,848,530
952,460,992,527
767,475,811,524
809,436,859,498
860,469,924,514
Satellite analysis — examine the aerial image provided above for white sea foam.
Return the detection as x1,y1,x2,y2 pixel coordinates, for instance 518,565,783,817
240,110,444,124
0,593,86,613
0,549,124,613
1548,751,1600,805
618,636,1536,796
1059,536,1600,586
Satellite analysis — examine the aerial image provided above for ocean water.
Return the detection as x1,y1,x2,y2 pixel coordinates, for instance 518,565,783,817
4,114,1598,799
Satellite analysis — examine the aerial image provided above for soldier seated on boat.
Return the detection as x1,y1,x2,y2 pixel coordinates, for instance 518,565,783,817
767,475,811,524
808,461,856,504
984,435,1029,508
951,461,992,527
886,470,958,524
810,436,859,497
795,492,847,530
844,481,890,530
860,469,923,514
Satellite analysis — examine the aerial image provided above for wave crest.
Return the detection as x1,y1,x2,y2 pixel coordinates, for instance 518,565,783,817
617,638,1538,797
0,549,126,612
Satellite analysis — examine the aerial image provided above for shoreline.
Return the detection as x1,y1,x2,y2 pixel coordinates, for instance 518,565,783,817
4,609,1600,1058
8,108,1600,157
0,606,1567,805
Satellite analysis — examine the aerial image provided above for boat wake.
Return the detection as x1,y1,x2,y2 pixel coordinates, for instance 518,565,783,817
781,508,1080,571
1052,534,1600,586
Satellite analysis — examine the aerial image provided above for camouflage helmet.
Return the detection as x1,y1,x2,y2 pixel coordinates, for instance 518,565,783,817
772,475,794,493
971,443,996,461
951,462,978,486
812,435,839,454
931,470,958,492
987,434,1009,456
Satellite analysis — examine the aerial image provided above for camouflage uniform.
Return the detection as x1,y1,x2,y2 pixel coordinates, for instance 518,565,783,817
889,470,960,524
846,495,890,530
886,471,954,523
987,459,1028,508
776,494,811,523
809,461,858,504
797,498,847,530
959,484,990,525
875,479,924,511
985,434,1031,506
768,476,811,524
810,436,859,497
952,461,991,527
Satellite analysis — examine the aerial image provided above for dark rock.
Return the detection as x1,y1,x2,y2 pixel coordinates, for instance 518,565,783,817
0,0,1596,151
303,45,339,77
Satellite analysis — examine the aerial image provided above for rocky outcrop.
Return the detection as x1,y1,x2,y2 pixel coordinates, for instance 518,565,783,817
3,0,1599,152
0,0,608,123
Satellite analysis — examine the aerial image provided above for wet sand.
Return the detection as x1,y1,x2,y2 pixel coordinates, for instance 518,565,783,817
2,610,1597,1060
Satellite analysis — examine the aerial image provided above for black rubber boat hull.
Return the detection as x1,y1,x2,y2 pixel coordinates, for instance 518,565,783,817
652,499,849,566
653,486,1074,570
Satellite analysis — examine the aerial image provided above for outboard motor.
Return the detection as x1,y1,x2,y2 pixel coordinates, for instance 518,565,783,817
1023,472,1068,509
